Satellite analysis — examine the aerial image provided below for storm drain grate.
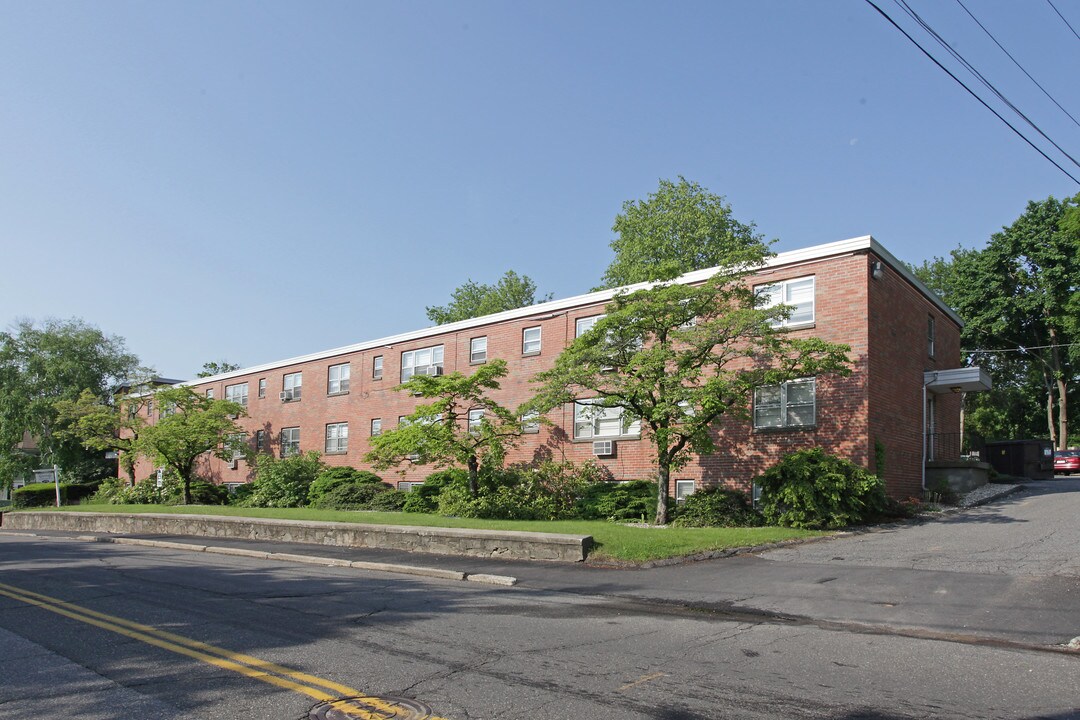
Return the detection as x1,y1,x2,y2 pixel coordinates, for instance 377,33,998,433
309,696,436,720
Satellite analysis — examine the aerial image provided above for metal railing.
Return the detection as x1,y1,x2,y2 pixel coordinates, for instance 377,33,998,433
925,432,962,462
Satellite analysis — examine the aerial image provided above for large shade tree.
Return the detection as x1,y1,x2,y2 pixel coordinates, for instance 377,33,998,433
365,360,524,496
426,271,552,325
0,318,141,485
133,386,247,504
599,177,768,288
529,274,851,525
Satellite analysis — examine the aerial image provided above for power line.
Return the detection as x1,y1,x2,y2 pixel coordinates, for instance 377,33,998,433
1047,0,1080,42
893,0,1080,173
963,342,1080,354
862,0,1080,185
955,0,1080,130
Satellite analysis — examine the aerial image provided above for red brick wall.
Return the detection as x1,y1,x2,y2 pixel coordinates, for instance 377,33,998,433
128,247,956,499
867,252,962,498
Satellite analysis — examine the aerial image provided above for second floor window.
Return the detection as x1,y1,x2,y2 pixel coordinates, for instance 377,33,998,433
255,430,268,453
467,408,484,434
523,326,542,355
573,400,640,439
282,372,302,401
372,355,383,380
328,363,350,394
258,378,266,398
401,345,444,381
756,276,815,328
470,337,487,363
371,418,382,437
928,315,936,358
225,383,248,407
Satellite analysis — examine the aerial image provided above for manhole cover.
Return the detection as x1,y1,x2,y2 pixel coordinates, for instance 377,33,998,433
309,695,436,720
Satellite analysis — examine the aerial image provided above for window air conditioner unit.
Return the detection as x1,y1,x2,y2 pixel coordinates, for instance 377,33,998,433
407,452,421,461
592,440,614,457
280,389,295,402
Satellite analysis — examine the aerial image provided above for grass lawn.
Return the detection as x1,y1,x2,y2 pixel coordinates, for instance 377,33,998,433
41,504,825,563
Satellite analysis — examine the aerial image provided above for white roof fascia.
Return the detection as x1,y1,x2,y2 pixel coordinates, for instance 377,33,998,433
182,235,959,386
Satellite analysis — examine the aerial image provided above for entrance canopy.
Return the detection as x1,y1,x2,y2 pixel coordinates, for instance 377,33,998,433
924,367,992,395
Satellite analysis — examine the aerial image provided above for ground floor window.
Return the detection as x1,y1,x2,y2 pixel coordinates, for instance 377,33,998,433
753,378,816,429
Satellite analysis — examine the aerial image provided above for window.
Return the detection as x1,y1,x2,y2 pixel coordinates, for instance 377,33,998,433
255,430,268,453
573,400,640,439
206,389,214,399
328,363,350,394
225,383,248,407
325,423,348,454
754,378,816,429
928,315,936,358
401,345,444,381
146,400,153,418
522,326,541,355
227,433,246,462
756,276,815,327
258,378,266,399
282,372,302,401
280,427,300,456
470,336,487,363
372,356,383,380
675,480,696,504
467,408,484,434
521,410,540,434
370,418,382,437
398,481,422,492
575,315,604,337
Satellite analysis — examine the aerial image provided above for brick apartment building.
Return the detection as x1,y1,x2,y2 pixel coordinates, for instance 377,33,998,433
127,236,988,500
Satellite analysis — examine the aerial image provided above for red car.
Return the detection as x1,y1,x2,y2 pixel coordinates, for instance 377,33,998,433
1054,450,1080,475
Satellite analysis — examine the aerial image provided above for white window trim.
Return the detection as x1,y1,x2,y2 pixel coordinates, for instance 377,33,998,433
401,345,445,381
753,378,816,429
328,363,350,394
467,408,484,434
372,355,384,380
675,480,696,503
370,418,382,437
470,336,488,364
756,276,815,328
225,382,248,407
520,410,540,434
522,326,542,355
575,314,605,338
283,372,303,400
325,422,348,454
280,427,301,457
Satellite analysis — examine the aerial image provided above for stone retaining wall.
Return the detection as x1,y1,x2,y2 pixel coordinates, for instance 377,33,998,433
1,512,592,562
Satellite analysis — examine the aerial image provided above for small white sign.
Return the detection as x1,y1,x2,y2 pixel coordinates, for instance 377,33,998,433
156,468,164,488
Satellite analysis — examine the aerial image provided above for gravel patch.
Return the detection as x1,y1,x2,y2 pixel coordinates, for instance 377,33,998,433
953,482,1024,508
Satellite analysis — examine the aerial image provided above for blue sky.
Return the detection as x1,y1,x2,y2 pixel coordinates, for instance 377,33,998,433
2,1,1077,379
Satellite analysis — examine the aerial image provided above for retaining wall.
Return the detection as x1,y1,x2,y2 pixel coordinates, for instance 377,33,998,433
1,512,591,562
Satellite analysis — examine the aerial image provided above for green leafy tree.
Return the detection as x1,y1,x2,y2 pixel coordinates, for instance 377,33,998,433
0,318,141,487
365,359,524,496
426,271,552,325
197,361,240,378
133,387,247,504
913,195,1080,448
54,386,154,486
599,177,768,288
529,275,851,525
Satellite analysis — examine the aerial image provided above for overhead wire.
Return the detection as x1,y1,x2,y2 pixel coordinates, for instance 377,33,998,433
954,0,1080,130
963,342,1080,354
1046,0,1080,42
893,0,1080,174
861,0,1080,185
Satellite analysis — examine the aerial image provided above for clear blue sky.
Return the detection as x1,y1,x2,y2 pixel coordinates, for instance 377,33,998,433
2,1,1076,379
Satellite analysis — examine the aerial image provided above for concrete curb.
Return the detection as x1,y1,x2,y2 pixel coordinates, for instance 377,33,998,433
2,530,519,586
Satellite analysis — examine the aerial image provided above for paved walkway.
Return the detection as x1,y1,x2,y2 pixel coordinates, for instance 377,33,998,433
9,479,1080,653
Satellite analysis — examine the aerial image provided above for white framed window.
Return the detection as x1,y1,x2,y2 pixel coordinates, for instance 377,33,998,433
470,336,487,363
521,410,540,434
255,430,268,453
225,382,248,407
325,422,348,454
258,378,266,398
283,372,302,400
575,314,605,337
328,363,350,394
205,389,214,399
675,480,696,504
756,276,815,327
227,433,246,462
523,326,542,355
401,345,444,381
573,400,640,439
754,378,816,429
280,427,300,457
372,355,383,380
370,418,382,437
467,408,484,434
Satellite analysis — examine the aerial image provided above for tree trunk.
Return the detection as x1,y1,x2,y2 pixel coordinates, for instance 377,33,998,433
1049,328,1068,450
467,456,479,498
182,465,193,505
1044,371,1057,448
655,464,670,525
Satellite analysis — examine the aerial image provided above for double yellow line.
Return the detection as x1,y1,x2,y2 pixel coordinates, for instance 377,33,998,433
0,581,444,720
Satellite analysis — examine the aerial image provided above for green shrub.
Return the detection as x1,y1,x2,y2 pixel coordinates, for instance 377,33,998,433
244,451,325,508
311,482,388,509
671,487,761,528
12,483,63,508
308,467,385,507
367,489,407,511
755,448,888,529
575,480,658,521
227,482,256,505
402,469,468,513
180,481,229,506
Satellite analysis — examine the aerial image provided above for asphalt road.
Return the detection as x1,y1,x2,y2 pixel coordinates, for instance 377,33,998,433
1,480,1078,719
